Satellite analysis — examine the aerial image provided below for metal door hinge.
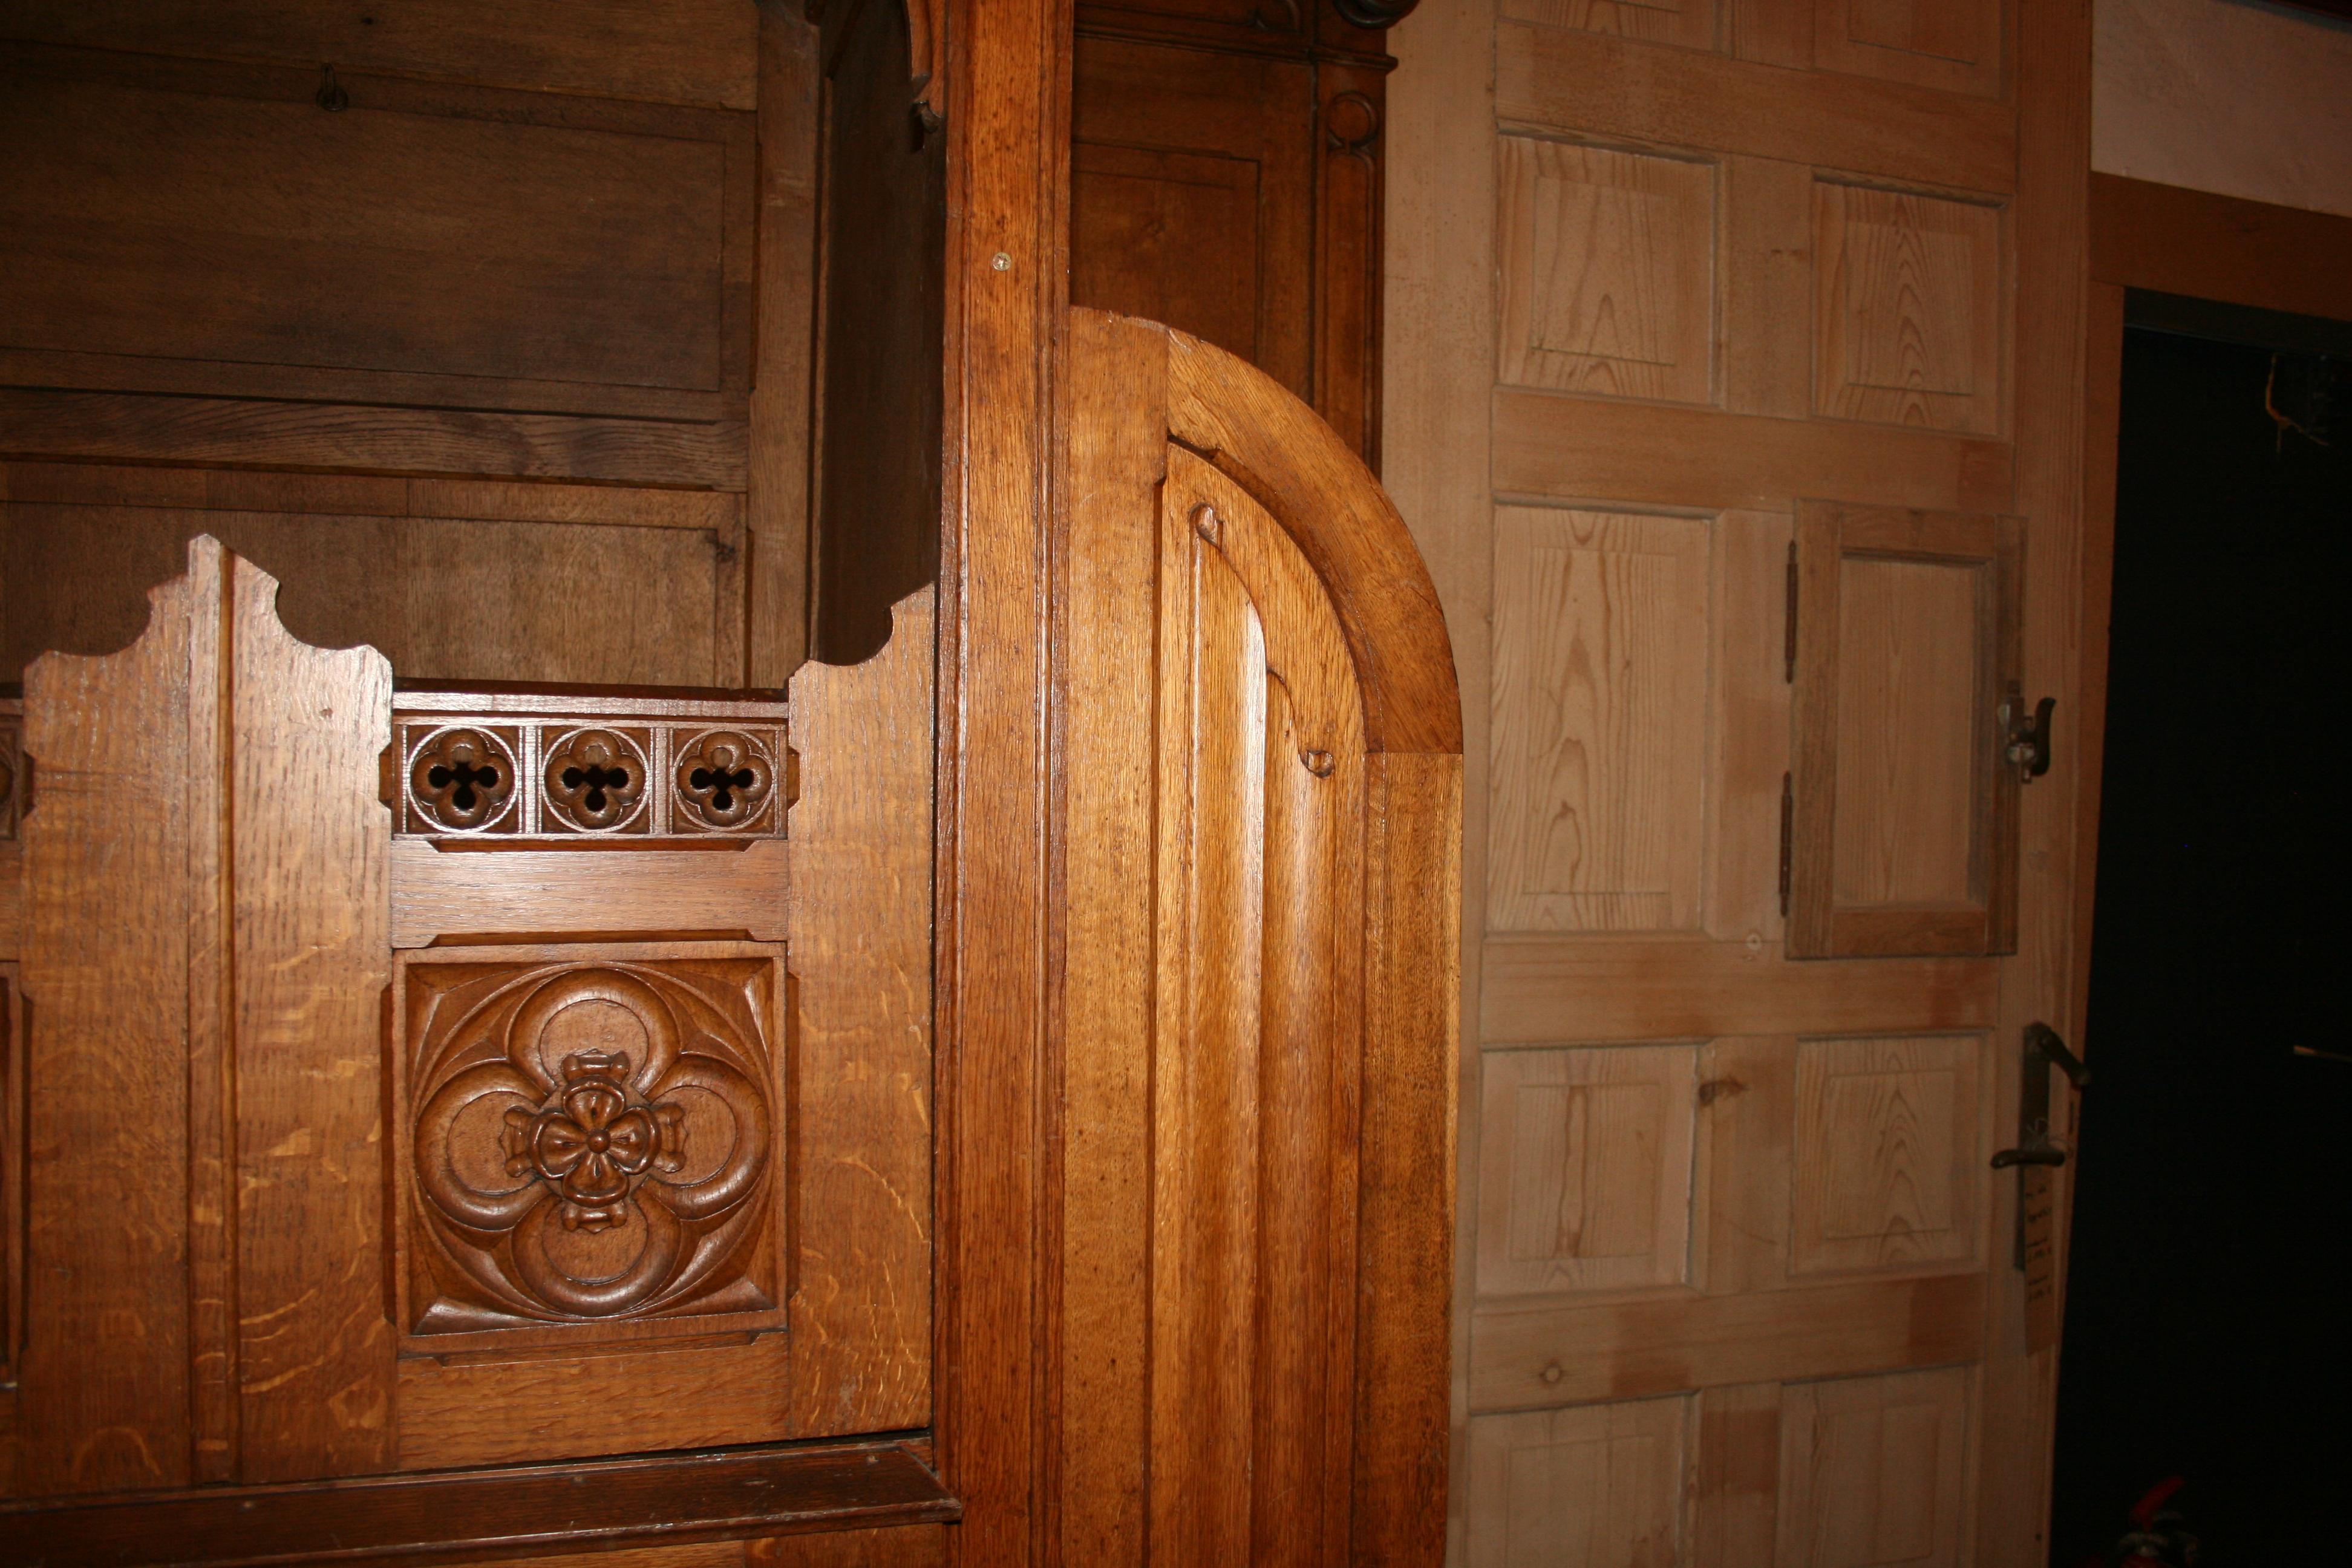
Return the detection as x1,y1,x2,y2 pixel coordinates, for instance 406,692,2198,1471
1992,1022,2090,1267
1782,540,1798,684
1777,771,1792,918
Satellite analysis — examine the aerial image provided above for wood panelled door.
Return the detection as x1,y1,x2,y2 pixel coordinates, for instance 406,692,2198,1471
1385,0,2094,1559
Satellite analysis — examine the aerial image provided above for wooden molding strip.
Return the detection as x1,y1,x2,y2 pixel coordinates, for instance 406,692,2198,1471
1495,22,2016,196
1492,390,2015,518
2089,172,2352,323
0,1440,958,1568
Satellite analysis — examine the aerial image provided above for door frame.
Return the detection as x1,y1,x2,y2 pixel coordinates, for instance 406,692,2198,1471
2061,169,2352,1372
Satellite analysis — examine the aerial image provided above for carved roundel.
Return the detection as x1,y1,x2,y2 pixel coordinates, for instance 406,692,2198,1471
542,728,649,833
672,730,777,832
407,958,778,1334
408,726,519,834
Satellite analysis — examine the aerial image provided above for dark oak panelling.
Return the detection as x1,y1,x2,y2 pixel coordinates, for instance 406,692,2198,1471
0,0,762,108
0,45,753,424
1069,1,1405,465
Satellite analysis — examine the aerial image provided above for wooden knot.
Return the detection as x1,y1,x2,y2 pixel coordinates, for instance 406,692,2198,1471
1191,503,1221,545
1539,1361,1564,1387
1300,749,1335,777
1697,1077,1748,1106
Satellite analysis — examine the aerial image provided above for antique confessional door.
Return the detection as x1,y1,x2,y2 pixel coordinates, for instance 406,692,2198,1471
1384,0,2098,1560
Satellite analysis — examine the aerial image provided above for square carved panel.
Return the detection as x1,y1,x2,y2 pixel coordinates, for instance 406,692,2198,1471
1814,182,2002,435
1478,1044,1697,1296
1792,1034,1985,1276
1489,506,1711,933
1777,1367,1971,1566
1467,1396,1691,1567
1500,138,1716,405
396,941,788,1351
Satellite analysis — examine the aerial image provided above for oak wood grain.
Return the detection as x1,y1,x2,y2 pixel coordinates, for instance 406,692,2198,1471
786,589,935,1435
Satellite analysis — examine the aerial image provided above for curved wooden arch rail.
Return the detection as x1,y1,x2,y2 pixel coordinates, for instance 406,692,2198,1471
1056,310,1460,1567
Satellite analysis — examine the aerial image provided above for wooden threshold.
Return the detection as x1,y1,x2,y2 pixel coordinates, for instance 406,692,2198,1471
0,1438,959,1568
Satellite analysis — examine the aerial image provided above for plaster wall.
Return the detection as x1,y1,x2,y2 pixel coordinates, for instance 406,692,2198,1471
2097,0,2352,218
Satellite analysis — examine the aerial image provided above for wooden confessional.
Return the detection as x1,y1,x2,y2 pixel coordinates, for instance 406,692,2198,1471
0,3,1459,1565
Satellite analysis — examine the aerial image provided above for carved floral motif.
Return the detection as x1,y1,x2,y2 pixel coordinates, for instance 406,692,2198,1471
407,727,518,833
408,960,777,1331
673,730,776,832
541,728,648,833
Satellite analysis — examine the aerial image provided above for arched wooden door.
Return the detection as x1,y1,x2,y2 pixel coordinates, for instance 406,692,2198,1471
1053,311,1462,1566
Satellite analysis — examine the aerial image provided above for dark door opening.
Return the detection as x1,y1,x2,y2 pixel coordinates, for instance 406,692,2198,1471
2051,321,2351,1564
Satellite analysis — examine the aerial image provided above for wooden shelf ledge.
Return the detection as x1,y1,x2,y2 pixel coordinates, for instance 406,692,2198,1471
0,1438,959,1568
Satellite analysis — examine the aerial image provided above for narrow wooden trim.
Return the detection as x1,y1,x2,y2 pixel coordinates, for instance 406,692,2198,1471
1161,328,1461,756
2089,173,2352,322
0,1439,958,1568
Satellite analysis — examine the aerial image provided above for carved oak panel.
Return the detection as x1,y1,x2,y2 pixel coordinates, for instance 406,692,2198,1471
397,942,788,1351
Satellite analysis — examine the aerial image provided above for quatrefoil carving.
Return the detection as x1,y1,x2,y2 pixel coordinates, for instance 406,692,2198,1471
411,964,773,1327
408,727,518,832
673,730,776,831
542,728,648,832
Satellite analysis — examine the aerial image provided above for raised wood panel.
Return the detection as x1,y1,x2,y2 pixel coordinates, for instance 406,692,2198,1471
1477,1045,1697,1296
1815,0,2001,99
1790,502,2022,958
1493,390,2014,516
749,1526,950,1568
1494,22,2018,195
1497,139,1716,405
1776,1367,1972,1566
1,488,745,687
0,47,750,422
1465,1397,1691,1568
1503,0,1717,53
0,0,761,108
1792,1035,1985,1277
1071,143,1262,367
1814,183,2004,435
1489,507,1710,932
1469,1272,1985,1410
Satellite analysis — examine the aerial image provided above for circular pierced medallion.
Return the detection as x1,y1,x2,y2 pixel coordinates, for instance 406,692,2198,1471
409,727,518,832
673,730,776,832
543,728,648,832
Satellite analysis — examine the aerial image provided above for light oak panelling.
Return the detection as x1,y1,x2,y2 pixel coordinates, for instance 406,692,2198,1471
1488,508,1710,931
1470,1272,1984,1409
1495,23,2017,195
1792,1035,1986,1277
1465,1397,1691,1568
1483,938,1998,1044
1502,0,1716,53
1478,1045,1697,1296
1497,140,1716,405
1494,391,2013,516
1815,183,2004,435
1815,0,2002,99
1777,1367,1973,1566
